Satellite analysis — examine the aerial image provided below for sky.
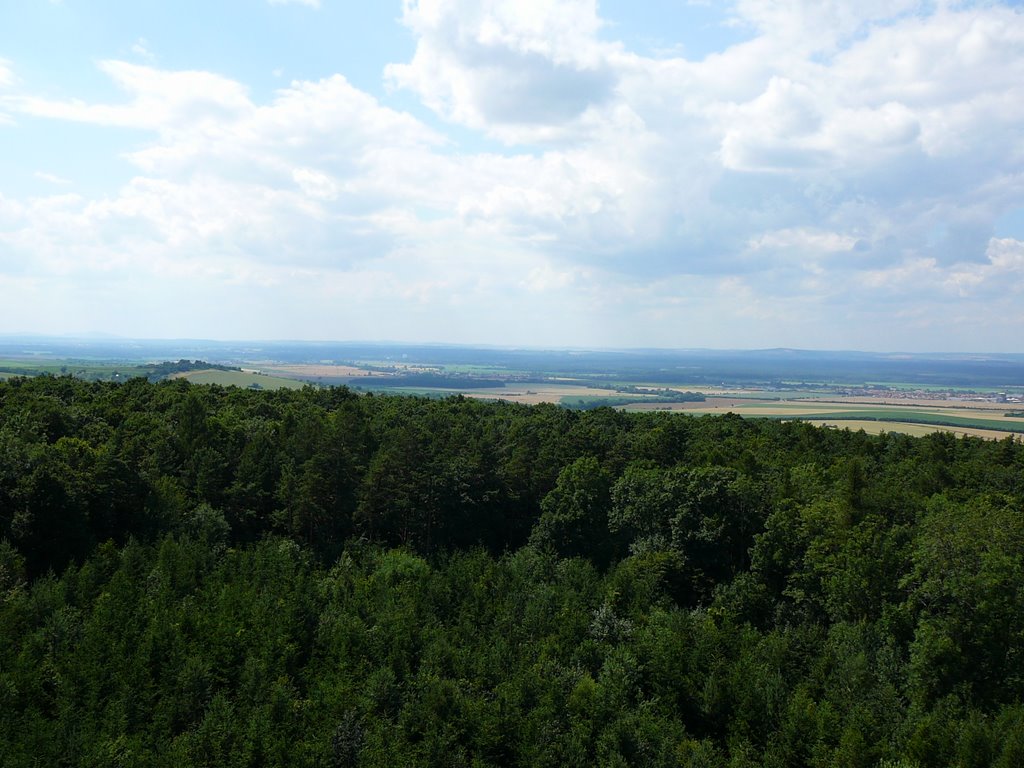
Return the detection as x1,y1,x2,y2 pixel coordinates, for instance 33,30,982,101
1,0,1023,351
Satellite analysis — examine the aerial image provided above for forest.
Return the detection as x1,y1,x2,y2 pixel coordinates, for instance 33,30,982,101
1,374,1023,767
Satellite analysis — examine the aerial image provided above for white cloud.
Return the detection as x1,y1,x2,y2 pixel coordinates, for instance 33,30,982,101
0,59,16,124
131,38,156,62
945,237,1024,296
729,0,923,52
379,0,1024,274
121,72,443,179
34,171,72,186
521,262,582,292
385,0,622,143
857,237,1024,302
2,2,1024,349
986,237,1024,272
749,227,858,254
292,168,338,201
720,81,922,173
13,61,252,129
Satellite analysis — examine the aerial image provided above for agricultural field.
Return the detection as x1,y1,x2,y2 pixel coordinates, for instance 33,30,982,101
622,398,829,414
256,364,378,380
1,341,1021,438
0,358,147,380
805,395,1017,410
803,420,1024,441
623,396,1024,438
171,369,308,390
482,383,650,406
788,408,1024,432
354,382,653,406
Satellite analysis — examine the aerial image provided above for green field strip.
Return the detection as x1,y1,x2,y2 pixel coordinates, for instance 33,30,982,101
682,402,844,413
179,370,308,390
785,409,1024,433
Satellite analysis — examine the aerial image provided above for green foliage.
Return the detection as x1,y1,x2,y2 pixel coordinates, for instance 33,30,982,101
531,456,613,562
0,376,1022,765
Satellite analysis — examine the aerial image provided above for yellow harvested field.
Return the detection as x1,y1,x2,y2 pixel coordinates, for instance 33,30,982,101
462,385,645,405
679,404,861,417
804,420,1023,441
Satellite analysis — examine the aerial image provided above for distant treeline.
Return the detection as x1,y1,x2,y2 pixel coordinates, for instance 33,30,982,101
1,376,1024,766
564,391,706,410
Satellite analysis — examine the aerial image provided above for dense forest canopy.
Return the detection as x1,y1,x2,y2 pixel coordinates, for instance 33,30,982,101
1,375,1023,766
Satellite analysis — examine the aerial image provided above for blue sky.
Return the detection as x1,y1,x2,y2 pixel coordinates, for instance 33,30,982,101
1,0,1023,351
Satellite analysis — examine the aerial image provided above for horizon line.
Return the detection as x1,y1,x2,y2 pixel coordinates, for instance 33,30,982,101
0,333,1022,359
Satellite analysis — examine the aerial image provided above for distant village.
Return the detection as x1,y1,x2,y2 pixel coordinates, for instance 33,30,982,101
835,386,1024,404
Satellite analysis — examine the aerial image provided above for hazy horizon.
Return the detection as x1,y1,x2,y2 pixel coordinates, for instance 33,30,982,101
2,2,1023,351
4,333,1024,361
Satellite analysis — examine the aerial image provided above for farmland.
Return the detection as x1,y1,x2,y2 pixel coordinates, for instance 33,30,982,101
170,369,308,390
803,420,1023,441
0,338,1021,439
622,396,1024,436
0,358,145,381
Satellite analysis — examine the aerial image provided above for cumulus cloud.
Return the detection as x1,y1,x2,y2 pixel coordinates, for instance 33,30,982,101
729,0,923,51
13,61,252,129
846,235,1024,336
719,79,922,172
386,0,622,142
2,1,1024,348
